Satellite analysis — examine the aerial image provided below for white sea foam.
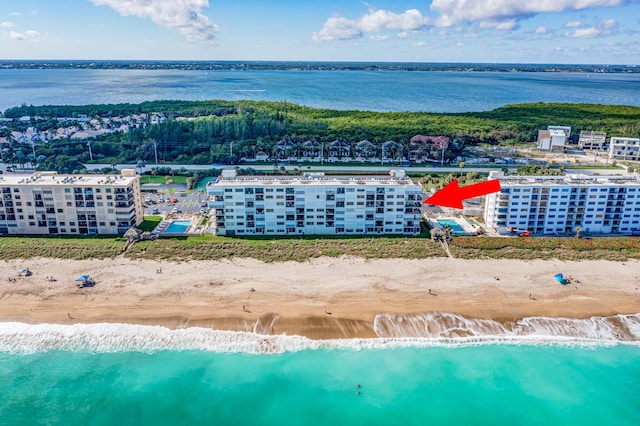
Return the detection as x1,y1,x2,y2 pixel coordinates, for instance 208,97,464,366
0,313,638,355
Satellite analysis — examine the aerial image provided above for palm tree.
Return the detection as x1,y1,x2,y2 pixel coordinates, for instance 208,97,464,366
458,161,465,178
575,226,582,238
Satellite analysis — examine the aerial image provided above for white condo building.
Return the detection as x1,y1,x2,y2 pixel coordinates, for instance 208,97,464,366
484,171,640,235
0,170,143,235
609,137,640,161
207,170,423,236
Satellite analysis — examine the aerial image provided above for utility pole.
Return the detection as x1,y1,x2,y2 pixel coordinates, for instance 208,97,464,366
230,141,233,162
153,141,158,164
441,145,445,165
87,141,93,161
31,141,36,158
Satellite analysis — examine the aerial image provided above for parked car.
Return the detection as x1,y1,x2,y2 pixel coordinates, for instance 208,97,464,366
200,202,208,207
170,198,178,203
151,208,160,215
200,208,208,214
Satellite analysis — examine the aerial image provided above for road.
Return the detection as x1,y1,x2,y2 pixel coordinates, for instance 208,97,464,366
80,163,629,176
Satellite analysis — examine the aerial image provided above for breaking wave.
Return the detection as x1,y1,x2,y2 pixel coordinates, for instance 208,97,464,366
0,312,638,355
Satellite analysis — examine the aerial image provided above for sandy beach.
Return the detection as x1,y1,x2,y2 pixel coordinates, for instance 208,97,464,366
1,257,639,339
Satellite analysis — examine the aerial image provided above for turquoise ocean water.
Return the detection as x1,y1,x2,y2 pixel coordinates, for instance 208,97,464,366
1,322,639,425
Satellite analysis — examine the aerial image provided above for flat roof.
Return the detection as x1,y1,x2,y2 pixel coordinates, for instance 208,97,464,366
0,171,139,187
489,171,640,187
208,174,421,188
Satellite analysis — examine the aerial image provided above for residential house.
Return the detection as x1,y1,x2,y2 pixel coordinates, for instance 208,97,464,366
382,140,404,161
354,140,376,162
328,140,351,161
409,135,450,161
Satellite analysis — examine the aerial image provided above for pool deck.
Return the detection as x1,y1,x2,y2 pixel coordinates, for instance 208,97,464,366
425,215,480,236
154,214,204,236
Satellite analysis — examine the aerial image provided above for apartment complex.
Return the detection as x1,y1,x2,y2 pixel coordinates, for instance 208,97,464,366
0,170,143,235
484,171,640,235
207,170,423,236
578,130,607,150
609,137,640,161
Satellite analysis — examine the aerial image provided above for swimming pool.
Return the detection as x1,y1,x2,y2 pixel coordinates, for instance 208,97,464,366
436,219,465,233
164,220,191,233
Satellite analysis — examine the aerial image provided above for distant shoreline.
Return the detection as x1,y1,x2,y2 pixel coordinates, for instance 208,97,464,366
0,60,638,73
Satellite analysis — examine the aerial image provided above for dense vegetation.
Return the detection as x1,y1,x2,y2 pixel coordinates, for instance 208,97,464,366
2,101,640,173
0,235,638,262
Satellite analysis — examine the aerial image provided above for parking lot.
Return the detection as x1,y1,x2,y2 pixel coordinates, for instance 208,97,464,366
142,190,209,216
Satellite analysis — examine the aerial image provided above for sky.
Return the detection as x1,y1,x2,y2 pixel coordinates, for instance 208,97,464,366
1,0,639,64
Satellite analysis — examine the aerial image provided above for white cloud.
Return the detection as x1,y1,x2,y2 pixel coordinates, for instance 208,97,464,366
534,26,547,34
431,0,626,26
369,34,390,41
90,0,219,42
0,21,15,28
565,18,618,38
8,12,20,16
566,27,600,38
565,20,582,28
412,41,426,47
313,8,430,41
478,19,519,31
5,30,42,41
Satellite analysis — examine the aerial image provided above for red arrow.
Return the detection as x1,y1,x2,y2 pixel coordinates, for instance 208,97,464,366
423,179,501,209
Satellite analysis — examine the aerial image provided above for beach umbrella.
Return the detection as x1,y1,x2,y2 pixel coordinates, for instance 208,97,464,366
75,275,90,282
20,268,30,273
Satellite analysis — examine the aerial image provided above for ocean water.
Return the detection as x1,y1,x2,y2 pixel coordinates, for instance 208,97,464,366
1,320,639,425
1,68,640,113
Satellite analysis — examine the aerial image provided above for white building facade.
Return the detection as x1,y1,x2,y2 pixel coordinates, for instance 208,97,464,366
207,170,423,236
0,170,143,235
484,171,640,235
609,137,640,161
537,129,566,152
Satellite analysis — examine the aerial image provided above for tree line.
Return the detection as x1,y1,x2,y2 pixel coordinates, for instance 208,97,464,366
1,100,640,173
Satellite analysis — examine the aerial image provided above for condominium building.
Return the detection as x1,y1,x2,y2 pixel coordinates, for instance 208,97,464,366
609,137,640,161
484,171,640,235
578,130,607,150
0,170,143,235
207,169,423,236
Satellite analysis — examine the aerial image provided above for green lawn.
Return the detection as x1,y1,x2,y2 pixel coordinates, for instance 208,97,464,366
139,216,162,232
141,175,189,184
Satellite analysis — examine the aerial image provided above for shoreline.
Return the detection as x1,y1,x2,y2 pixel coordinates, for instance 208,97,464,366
1,257,639,340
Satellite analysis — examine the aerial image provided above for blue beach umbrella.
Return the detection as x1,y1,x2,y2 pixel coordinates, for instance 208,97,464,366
75,275,90,282
20,268,30,273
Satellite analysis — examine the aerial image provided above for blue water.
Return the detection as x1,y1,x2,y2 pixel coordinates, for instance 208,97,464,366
164,220,191,233
1,69,639,113
1,342,639,425
437,219,464,232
